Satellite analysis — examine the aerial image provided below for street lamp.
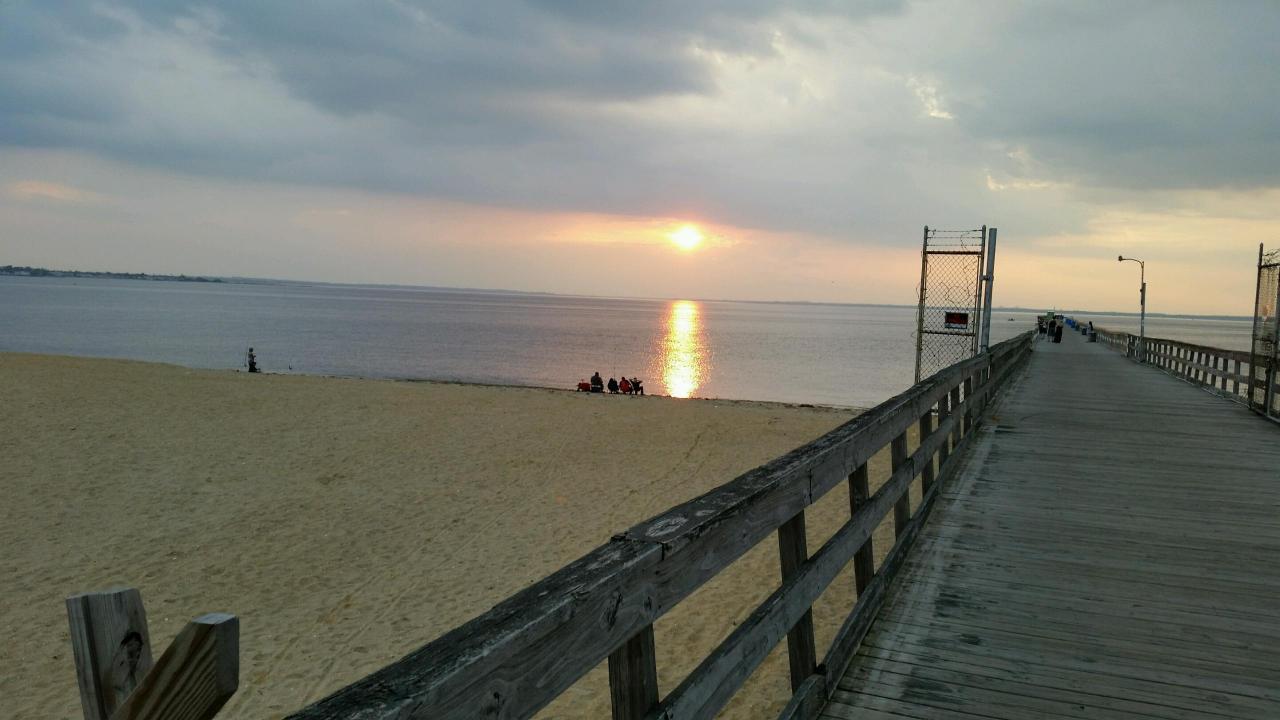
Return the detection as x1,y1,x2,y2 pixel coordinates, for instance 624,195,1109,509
1118,255,1146,362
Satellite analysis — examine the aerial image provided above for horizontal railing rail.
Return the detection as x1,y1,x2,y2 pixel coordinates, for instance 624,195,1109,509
286,333,1035,720
1094,328,1277,413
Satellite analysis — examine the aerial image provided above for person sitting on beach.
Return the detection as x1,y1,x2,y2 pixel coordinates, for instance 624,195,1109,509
631,378,644,396
607,377,619,394
590,372,604,393
577,379,591,392
246,347,259,373
619,377,632,394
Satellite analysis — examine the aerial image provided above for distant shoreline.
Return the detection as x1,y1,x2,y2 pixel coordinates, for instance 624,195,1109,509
0,265,223,283
0,271,1251,321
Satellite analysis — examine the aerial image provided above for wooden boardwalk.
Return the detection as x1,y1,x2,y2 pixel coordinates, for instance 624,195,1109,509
824,331,1280,719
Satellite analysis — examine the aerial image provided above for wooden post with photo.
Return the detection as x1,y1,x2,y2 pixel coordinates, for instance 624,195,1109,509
66,588,239,720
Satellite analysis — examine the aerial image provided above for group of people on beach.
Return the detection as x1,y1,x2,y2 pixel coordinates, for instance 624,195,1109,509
577,371,644,395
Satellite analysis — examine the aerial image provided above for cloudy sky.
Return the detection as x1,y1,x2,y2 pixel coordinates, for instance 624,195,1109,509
3,1,1277,314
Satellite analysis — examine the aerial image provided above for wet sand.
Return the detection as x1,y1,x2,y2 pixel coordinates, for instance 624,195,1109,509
0,352,917,719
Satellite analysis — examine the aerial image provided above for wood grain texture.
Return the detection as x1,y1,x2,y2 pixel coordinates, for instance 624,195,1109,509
825,330,1280,719
607,625,658,720
66,588,155,720
110,613,238,720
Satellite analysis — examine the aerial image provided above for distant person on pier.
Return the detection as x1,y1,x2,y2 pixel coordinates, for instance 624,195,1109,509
246,347,260,373
619,377,632,394
590,372,604,393
607,377,619,394
631,378,644,396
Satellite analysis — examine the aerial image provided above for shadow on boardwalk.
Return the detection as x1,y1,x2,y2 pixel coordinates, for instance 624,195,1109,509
826,331,1280,719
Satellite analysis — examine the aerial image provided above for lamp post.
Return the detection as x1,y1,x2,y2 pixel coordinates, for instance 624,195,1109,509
1118,255,1146,362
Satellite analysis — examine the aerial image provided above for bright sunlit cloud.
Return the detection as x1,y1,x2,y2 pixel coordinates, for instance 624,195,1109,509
669,224,704,251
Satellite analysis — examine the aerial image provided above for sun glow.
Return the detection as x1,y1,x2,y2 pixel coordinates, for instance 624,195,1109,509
669,224,704,251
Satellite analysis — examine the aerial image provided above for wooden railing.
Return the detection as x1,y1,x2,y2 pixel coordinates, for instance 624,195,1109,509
285,332,1035,720
1094,328,1278,414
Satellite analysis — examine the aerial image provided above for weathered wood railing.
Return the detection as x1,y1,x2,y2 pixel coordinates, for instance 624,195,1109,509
1094,327,1278,414
65,588,239,720
287,333,1035,720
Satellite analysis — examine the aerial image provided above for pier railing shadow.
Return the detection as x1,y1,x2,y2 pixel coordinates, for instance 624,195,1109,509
1094,328,1278,417
281,332,1035,720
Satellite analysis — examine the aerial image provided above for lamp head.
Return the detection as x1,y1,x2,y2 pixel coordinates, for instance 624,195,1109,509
1118,255,1124,262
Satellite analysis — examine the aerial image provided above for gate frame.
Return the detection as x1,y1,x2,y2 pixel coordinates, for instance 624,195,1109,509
913,226,996,383
1248,243,1280,418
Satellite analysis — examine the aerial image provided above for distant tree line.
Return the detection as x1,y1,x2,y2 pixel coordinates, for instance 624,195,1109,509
0,265,223,283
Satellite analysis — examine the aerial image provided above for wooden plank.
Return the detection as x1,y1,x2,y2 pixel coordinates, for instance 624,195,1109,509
608,625,658,720
109,613,239,720
778,511,818,691
66,588,155,720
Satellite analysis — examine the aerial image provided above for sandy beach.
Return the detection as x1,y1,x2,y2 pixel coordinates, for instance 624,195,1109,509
0,352,920,719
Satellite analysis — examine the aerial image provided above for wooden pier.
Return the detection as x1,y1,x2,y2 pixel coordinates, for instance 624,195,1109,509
72,327,1280,719
823,331,1280,719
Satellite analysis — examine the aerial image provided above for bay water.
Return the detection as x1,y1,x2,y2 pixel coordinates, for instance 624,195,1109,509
0,276,1253,408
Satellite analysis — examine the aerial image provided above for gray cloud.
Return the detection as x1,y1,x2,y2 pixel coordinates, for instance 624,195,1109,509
0,0,1275,246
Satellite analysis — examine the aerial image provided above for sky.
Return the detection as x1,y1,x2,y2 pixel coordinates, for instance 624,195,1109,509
2,1,1278,315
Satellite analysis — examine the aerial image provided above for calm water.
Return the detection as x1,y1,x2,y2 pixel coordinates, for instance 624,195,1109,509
0,277,1254,408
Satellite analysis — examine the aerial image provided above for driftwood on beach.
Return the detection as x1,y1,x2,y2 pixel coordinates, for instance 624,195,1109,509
278,332,1035,720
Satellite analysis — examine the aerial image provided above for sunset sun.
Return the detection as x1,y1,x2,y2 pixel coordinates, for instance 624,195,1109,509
669,224,704,251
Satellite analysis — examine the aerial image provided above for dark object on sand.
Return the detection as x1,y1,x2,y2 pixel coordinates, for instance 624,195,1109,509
576,380,591,392
246,347,260,373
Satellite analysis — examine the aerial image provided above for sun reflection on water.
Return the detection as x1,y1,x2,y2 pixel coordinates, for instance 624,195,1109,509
660,300,707,398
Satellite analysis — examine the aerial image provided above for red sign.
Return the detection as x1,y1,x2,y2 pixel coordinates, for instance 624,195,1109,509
944,312,970,330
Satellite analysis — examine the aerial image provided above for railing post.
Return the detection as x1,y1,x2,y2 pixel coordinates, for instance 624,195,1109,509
776,511,817,691
918,408,936,493
891,432,910,538
847,464,874,596
67,589,154,720
962,376,974,435
936,394,951,469
1233,358,1242,397
1220,356,1228,391
949,386,962,450
608,626,659,720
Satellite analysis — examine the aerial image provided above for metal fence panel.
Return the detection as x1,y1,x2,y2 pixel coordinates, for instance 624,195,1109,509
1249,245,1280,415
914,227,986,382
